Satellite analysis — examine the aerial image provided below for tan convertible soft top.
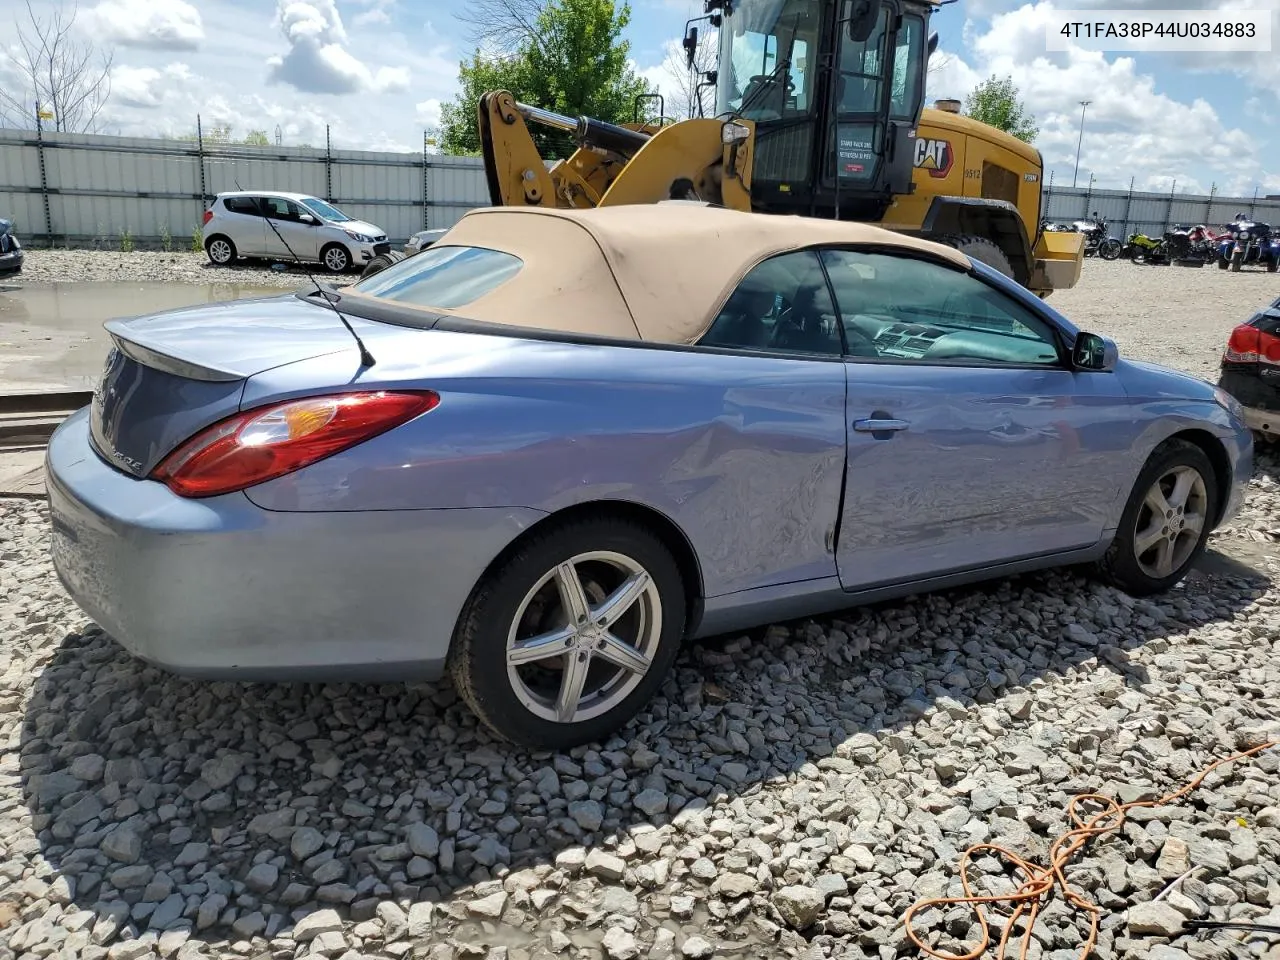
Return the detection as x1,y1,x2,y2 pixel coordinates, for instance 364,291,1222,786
371,203,973,344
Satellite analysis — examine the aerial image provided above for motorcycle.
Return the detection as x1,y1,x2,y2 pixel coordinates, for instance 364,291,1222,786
1070,212,1122,260
1164,224,1218,266
1216,216,1280,272
1124,231,1170,265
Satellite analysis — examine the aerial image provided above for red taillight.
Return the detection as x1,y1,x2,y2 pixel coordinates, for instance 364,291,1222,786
1224,325,1280,365
151,390,439,498
202,209,213,225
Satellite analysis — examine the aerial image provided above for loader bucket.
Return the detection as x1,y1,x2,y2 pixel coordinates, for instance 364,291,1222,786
1030,228,1085,295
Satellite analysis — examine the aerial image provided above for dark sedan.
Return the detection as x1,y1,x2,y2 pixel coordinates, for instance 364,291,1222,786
1218,293,1280,440
0,219,23,276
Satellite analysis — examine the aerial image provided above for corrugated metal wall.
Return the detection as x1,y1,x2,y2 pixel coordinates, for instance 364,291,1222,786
0,127,490,246
1042,185,1280,242
7,124,1279,249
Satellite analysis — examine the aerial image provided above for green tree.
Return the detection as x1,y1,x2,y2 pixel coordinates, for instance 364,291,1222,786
242,129,270,146
440,0,651,159
963,74,1038,143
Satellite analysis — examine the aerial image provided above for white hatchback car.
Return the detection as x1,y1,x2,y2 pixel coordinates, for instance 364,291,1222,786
202,191,391,273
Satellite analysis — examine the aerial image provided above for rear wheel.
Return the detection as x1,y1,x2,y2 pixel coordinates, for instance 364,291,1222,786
321,243,352,273
1095,438,1218,596
933,234,1014,280
1218,255,1230,270
205,235,236,266
1267,259,1278,273
448,517,687,749
360,249,405,279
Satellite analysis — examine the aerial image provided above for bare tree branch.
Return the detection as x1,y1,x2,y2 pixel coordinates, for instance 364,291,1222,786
651,31,718,122
0,0,113,133
454,0,545,55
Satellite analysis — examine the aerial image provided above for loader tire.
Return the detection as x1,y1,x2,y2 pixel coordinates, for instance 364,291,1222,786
360,250,406,279
932,234,1015,281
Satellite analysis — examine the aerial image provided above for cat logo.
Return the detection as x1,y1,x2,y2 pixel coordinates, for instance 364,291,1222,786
913,138,953,178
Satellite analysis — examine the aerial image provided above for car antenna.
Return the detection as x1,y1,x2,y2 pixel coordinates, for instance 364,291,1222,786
235,179,376,368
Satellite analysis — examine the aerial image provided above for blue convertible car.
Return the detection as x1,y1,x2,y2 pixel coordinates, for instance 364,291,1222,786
47,204,1252,748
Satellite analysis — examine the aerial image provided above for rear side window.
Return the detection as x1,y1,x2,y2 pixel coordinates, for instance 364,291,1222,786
222,197,260,215
352,245,523,309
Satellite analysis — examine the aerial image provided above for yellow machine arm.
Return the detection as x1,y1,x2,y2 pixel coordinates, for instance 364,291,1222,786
476,90,755,211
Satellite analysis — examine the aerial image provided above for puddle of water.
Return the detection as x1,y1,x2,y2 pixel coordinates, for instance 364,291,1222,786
0,281,285,392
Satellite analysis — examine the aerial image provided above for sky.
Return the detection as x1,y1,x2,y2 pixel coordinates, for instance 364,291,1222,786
3,0,1279,197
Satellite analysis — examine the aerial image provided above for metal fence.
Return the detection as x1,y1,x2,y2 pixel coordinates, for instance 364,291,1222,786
7,119,1280,250
0,121,490,248
1041,181,1280,242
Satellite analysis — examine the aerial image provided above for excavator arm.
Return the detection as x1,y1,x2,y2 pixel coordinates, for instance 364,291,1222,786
476,90,756,211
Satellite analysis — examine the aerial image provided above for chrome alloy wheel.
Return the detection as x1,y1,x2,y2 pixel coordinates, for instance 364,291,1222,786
324,246,350,272
1134,464,1208,579
208,238,233,263
506,551,663,724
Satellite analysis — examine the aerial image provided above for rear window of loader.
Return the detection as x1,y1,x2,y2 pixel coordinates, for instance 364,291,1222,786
351,245,524,309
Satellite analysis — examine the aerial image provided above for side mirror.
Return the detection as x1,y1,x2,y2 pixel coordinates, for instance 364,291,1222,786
846,0,878,42
299,213,317,225
683,26,699,69
1072,332,1118,372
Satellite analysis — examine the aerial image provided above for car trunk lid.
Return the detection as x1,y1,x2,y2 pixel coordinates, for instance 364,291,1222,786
91,292,381,478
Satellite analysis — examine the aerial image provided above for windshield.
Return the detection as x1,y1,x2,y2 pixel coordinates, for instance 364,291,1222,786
299,197,352,222
716,0,822,121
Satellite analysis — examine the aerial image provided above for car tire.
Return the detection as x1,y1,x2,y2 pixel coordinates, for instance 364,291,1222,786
360,250,406,279
932,234,1015,281
205,235,236,266
1095,438,1218,597
448,517,687,750
320,243,352,273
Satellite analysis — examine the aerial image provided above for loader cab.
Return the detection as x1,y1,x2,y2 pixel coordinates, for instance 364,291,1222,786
712,0,930,220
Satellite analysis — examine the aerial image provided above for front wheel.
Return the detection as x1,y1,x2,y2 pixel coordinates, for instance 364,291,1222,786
1231,250,1244,272
1095,438,1217,596
448,517,686,749
1099,238,1122,261
360,250,405,279
320,243,352,273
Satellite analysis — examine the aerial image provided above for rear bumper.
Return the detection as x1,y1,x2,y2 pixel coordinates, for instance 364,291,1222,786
0,247,22,275
1218,367,1280,437
46,408,544,682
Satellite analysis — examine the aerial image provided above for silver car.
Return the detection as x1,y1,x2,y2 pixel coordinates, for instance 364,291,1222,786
202,191,391,273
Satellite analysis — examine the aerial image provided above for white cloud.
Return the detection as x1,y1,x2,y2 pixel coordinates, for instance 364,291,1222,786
925,2,1267,192
415,98,442,126
84,0,205,51
266,0,409,95
109,63,196,108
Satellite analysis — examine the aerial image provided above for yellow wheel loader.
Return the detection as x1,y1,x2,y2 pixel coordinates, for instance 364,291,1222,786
476,0,1083,297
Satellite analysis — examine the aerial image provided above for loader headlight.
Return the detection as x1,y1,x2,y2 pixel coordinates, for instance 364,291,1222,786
722,121,750,145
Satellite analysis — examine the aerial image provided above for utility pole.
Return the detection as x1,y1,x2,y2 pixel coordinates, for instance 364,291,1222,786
1072,100,1091,188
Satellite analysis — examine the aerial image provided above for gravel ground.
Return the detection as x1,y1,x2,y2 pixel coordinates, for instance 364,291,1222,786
2,253,1280,960
10,250,344,290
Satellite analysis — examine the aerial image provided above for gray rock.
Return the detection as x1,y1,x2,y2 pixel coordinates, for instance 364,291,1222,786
199,754,244,790
244,863,278,893
174,843,208,867
70,753,107,781
231,911,266,938
633,789,669,817
602,928,640,960
406,823,440,858
586,849,627,881
291,826,325,860
681,937,714,959
1127,902,1186,937
569,800,605,831
468,892,508,919
773,885,825,929
102,827,143,864
292,909,345,941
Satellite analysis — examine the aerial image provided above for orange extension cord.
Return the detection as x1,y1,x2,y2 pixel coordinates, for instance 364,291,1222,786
902,739,1280,960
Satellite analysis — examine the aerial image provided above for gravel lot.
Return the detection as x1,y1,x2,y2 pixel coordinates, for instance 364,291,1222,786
11,250,343,290
2,252,1279,960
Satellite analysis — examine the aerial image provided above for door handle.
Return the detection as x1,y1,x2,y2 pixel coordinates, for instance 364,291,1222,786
853,418,910,433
